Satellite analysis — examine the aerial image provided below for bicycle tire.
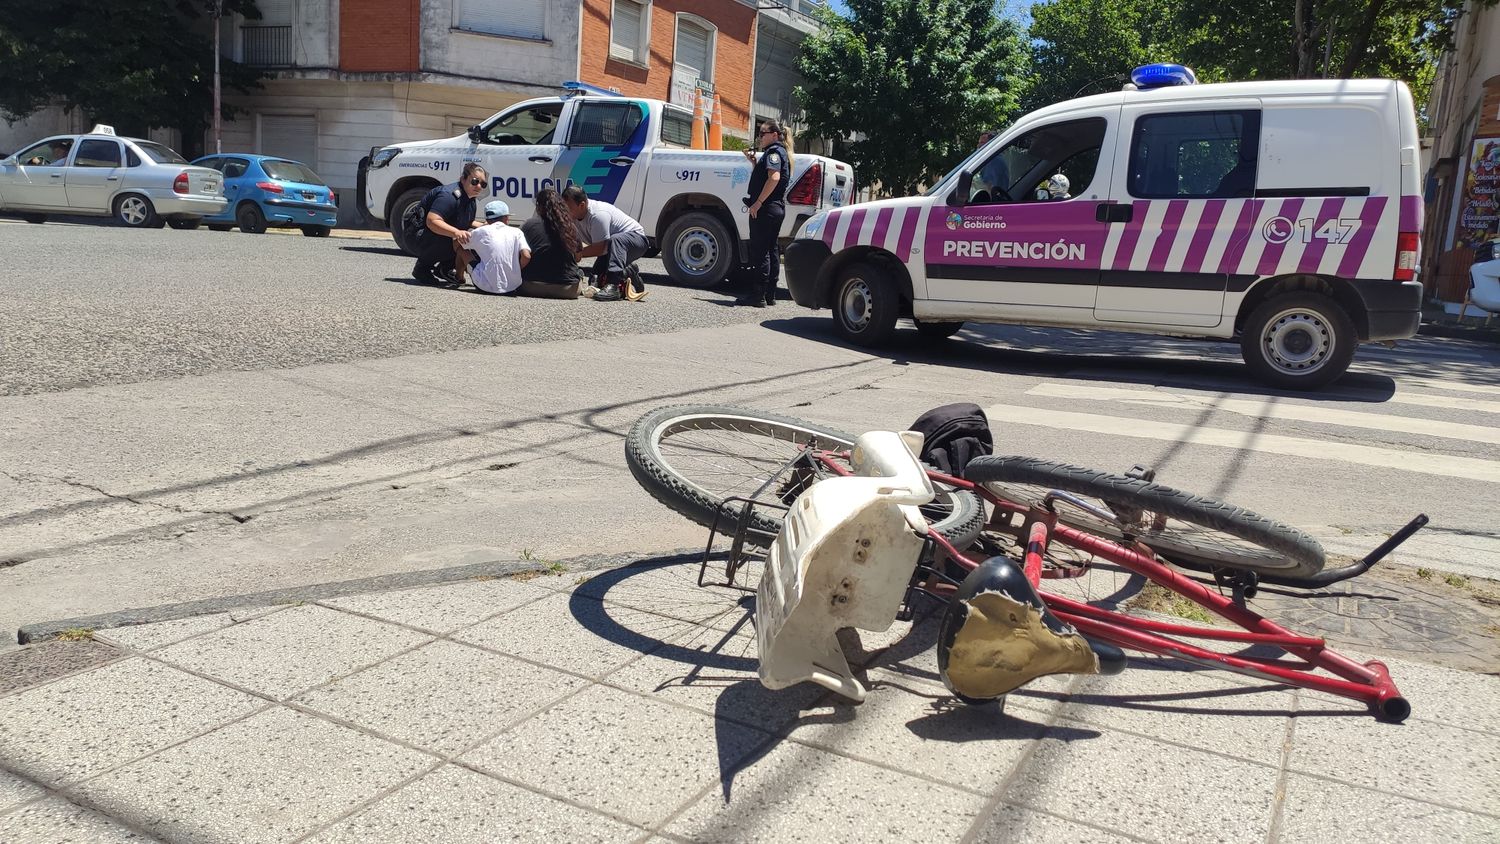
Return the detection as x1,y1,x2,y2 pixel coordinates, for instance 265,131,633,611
965,455,1324,578
625,404,987,547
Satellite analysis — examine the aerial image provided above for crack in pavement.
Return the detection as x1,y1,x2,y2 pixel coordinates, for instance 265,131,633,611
0,469,253,524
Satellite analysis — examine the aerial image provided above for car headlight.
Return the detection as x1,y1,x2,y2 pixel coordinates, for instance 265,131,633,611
800,211,829,240
370,147,402,168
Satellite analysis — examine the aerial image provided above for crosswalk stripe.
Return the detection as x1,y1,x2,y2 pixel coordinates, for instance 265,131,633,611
1025,382,1500,444
984,403,1500,483
1398,377,1500,396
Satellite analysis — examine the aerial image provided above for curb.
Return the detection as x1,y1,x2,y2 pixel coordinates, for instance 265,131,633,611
265,226,392,241
1416,321,1500,345
14,547,703,645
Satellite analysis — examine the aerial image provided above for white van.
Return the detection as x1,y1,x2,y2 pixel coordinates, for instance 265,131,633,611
783,65,1424,389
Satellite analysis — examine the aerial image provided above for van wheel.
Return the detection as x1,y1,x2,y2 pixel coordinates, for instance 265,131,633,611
833,262,900,347
915,319,964,341
1241,293,1356,390
390,187,433,256
663,211,734,288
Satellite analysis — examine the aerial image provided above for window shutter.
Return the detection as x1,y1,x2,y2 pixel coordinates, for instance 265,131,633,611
611,1,643,63
460,0,545,40
675,19,710,79
255,0,293,26
259,114,318,168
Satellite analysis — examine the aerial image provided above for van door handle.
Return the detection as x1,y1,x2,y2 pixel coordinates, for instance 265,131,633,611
608,156,635,167
528,155,553,163
50,173,63,178
1096,203,1132,223
106,176,119,181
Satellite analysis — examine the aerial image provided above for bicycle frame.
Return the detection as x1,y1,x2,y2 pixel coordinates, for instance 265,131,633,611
788,449,1411,721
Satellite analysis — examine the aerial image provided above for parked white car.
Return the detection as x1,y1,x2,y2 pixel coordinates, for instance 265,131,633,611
0,125,226,228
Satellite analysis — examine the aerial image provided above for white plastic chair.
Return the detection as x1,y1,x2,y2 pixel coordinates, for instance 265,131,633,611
755,430,935,702
1460,256,1500,325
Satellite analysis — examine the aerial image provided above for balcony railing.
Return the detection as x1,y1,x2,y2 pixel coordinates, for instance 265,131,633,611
241,25,293,67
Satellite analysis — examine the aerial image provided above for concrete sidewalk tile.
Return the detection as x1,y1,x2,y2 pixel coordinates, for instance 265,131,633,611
1003,729,1278,842
306,764,640,843
0,658,262,787
94,613,236,652
966,803,1139,843
460,684,770,827
0,639,125,698
574,560,752,625
320,578,551,634
456,591,671,679
1061,660,1296,765
1287,714,1500,815
0,767,46,813
72,707,432,844
293,639,587,756
1278,773,1500,843
151,604,431,700
664,740,986,843
782,678,1048,791
1294,651,1500,732
602,625,824,731
0,795,162,843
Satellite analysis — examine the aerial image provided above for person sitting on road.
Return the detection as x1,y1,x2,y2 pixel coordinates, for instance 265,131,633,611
515,187,586,299
456,200,531,294
412,162,488,285
562,185,649,302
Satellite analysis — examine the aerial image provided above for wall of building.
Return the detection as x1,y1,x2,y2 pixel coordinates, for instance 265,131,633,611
579,0,756,136
420,0,582,92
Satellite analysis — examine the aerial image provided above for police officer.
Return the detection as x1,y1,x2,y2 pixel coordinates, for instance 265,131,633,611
412,162,488,285
738,120,792,307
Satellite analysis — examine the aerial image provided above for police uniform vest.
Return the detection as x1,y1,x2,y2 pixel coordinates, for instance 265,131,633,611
748,142,791,207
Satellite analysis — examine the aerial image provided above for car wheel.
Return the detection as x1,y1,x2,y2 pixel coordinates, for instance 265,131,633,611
167,218,201,231
1240,292,1357,390
236,203,268,234
662,211,735,288
207,224,233,232
301,225,331,237
390,186,433,256
832,261,901,347
114,194,161,228
21,213,46,224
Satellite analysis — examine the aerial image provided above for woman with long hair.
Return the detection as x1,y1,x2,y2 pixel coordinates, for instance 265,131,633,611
517,187,586,298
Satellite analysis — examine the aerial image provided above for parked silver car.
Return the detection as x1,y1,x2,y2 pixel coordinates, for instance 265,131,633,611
0,125,226,228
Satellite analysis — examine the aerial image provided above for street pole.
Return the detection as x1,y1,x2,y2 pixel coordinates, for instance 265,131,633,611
212,1,222,153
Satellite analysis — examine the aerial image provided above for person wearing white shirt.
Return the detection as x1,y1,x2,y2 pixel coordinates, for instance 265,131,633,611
562,185,650,302
459,200,532,295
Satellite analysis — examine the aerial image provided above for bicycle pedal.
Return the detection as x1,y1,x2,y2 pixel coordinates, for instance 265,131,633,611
1125,463,1157,482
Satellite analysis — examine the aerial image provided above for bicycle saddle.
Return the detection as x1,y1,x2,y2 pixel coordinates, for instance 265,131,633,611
937,555,1126,702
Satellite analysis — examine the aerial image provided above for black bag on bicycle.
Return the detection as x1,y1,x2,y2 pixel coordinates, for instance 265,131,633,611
908,402,993,478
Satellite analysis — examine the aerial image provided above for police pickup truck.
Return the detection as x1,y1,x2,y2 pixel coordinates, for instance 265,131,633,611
363,83,853,288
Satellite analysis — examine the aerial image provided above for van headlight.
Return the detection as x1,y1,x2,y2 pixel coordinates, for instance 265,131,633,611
801,211,829,239
370,147,402,168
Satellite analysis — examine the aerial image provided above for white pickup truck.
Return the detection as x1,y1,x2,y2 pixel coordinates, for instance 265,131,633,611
362,86,854,288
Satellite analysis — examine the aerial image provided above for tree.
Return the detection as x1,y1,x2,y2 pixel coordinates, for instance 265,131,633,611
796,0,1026,197
0,1,264,153
1024,0,1187,110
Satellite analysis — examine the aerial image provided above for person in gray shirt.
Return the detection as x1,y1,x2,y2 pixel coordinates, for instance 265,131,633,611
562,185,650,302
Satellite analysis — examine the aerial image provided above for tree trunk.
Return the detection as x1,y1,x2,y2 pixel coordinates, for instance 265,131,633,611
1338,0,1387,78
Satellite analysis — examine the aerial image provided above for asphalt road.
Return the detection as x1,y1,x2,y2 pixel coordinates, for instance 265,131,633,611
0,219,768,396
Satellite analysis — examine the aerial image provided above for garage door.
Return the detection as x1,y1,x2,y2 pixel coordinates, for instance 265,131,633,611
259,114,317,166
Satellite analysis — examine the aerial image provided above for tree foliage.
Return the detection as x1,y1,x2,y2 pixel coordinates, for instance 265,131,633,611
1024,0,1186,111
0,1,264,150
797,0,1026,196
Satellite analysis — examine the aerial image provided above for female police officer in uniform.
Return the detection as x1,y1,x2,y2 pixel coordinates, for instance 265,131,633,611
737,121,792,307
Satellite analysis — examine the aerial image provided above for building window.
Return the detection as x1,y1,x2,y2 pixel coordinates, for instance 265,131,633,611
457,0,546,41
241,0,294,66
673,14,715,84
610,0,650,66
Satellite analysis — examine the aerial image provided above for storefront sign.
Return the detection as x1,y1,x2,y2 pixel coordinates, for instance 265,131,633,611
1458,136,1500,246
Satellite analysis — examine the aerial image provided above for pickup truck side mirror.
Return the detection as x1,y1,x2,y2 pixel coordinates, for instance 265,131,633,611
467,125,483,144
950,171,973,207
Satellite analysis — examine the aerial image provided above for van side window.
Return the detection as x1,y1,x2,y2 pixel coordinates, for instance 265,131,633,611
970,117,1106,205
1129,110,1261,199
569,102,646,146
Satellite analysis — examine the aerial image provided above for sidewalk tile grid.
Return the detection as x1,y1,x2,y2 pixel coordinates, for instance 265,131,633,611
1277,772,1500,843
455,590,674,680
0,795,163,843
93,613,238,653
0,768,47,814
318,577,553,635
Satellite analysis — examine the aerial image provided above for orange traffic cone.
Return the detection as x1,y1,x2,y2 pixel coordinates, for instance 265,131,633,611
690,90,706,150
707,93,723,150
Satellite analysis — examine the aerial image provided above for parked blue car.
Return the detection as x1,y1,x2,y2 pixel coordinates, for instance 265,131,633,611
190,154,337,236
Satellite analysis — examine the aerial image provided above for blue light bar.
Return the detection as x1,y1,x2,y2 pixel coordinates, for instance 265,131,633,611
562,81,623,98
1130,63,1198,89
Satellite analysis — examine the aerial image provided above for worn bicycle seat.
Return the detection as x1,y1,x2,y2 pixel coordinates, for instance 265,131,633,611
937,555,1126,702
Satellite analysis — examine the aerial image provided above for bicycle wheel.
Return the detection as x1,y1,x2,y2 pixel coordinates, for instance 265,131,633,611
965,456,1324,578
625,404,987,547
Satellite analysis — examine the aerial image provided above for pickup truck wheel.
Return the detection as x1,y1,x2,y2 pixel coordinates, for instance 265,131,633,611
663,211,734,288
833,262,900,347
1240,293,1356,390
390,187,432,256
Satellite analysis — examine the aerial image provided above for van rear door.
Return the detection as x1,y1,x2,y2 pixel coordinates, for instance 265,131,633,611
1094,100,1263,328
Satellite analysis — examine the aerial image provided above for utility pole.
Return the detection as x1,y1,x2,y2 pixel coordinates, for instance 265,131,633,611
212,0,222,153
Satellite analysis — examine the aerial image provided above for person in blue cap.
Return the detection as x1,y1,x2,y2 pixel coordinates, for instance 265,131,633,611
457,199,532,294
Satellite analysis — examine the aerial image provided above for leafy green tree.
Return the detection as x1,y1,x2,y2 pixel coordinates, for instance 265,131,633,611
1024,0,1187,110
796,0,1026,197
0,1,264,154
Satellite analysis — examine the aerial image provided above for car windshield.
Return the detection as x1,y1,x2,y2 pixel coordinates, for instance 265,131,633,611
261,160,325,185
133,141,188,165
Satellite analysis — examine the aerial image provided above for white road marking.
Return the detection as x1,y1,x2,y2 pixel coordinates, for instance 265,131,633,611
1026,382,1500,444
985,403,1500,483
